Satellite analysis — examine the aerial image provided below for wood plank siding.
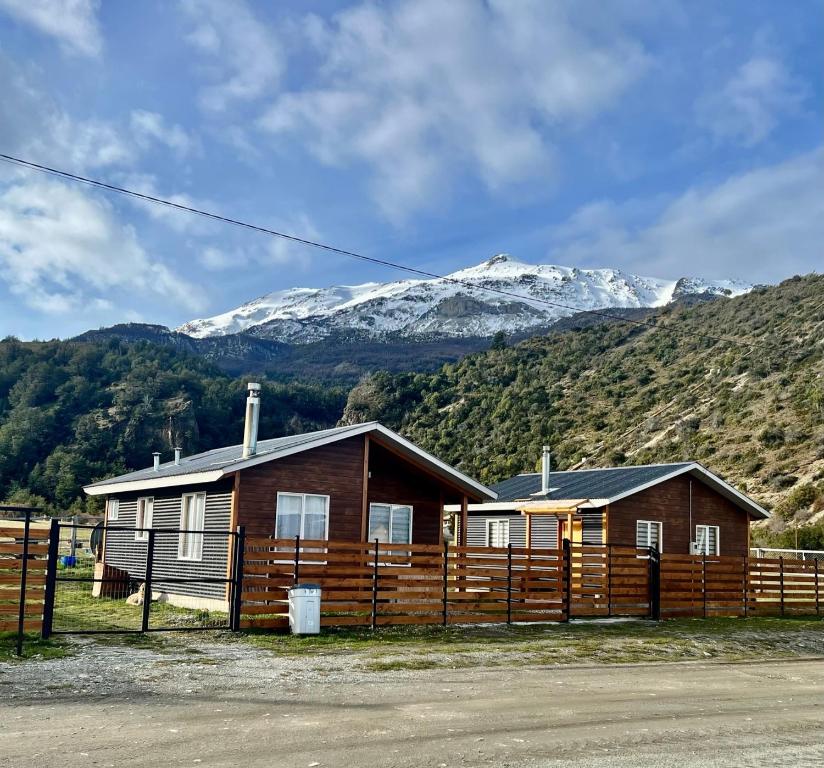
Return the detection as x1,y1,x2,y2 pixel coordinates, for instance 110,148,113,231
607,474,750,556
236,436,366,537
235,435,460,544
103,479,234,600
366,441,445,545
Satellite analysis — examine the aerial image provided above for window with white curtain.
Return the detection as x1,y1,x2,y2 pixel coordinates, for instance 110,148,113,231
636,520,663,552
486,519,510,548
275,493,330,540
695,524,720,555
135,497,153,541
107,498,119,522
179,492,206,560
368,503,413,544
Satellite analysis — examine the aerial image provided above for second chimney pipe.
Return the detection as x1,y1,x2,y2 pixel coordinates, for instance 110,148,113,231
152,452,161,471
541,445,551,494
242,383,261,459
174,447,182,465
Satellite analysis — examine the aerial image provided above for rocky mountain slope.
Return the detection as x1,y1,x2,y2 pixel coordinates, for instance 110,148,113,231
178,254,750,343
342,274,824,540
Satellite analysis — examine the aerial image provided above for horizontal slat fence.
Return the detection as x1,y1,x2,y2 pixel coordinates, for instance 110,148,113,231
239,538,567,630
0,524,50,635
661,554,822,618
569,545,650,617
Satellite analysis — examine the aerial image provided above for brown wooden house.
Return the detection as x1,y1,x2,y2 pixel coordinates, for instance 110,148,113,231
454,448,768,557
84,384,495,610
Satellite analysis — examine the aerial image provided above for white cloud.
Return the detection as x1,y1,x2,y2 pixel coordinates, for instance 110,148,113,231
130,110,195,157
550,149,824,282
195,214,319,272
0,0,101,57
257,0,649,219
180,0,284,112
0,177,202,314
696,56,805,146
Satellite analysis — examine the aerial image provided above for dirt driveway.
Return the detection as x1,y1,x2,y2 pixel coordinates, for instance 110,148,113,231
2,629,824,768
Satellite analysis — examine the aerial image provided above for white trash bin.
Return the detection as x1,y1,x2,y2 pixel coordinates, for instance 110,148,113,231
288,584,321,635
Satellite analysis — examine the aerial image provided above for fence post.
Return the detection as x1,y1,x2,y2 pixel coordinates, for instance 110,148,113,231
15,509,32,656
41,518,60,640
141,529,155,633
442,540,449,627
779,556,785,617
562,538,571,622
230,526,245,632
815,558,820,617
702,555,707,619
371,539,379,631
648,546,661,621
743,555,749,619
607,543,612,618
506,542,513,625
293,534,300,585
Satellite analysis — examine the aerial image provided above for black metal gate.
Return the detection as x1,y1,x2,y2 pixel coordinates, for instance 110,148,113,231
42,520,244,636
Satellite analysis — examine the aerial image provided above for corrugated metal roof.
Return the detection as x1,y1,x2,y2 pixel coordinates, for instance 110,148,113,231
491,463,695,503
84,422,497,501
85,424,375,488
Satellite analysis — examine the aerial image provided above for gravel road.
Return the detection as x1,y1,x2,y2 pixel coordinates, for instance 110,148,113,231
1,637,823,767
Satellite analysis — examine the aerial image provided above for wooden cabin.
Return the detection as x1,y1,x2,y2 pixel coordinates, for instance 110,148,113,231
84,387,494,611
452,449,768,557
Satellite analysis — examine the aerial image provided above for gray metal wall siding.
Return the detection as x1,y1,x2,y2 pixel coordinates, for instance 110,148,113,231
104,488,233,601
580,509,604,545
464,514,559,548
466,514,527,547
530,516,559,548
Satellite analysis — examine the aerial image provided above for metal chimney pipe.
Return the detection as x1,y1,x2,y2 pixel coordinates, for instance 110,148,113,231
541,445,551,494
242,382,262,459
174,447,182,466
152,452,161,471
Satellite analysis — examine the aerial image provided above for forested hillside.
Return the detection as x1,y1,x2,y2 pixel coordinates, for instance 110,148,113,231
343,275,824,541
0,339,345,514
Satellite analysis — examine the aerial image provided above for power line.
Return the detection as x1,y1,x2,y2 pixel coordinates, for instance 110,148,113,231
0,151,755,350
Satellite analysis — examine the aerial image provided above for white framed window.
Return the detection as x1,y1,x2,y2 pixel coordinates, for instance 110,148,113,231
636,520,663,552
107,498,119,522
695,524,720,555
135,497,153,541
275,493,330,540
368,503,413,545
486,519,510,548
179,492,206,561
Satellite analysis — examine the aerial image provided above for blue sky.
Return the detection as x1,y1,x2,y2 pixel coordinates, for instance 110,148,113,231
0,0,821,340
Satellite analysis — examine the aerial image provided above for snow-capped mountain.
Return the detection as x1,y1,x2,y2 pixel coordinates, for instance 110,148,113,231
178,255,751,343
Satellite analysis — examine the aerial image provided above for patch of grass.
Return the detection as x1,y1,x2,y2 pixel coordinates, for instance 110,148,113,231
51,579,228,632
238,616,824,669
0,632,70,662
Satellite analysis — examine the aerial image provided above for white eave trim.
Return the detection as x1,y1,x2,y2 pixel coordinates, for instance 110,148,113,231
84,470,224,496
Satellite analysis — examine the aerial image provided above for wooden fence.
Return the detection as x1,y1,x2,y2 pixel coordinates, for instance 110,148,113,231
0,523,51,639
240,537,568,630
569,545,651,617
661,553,823,618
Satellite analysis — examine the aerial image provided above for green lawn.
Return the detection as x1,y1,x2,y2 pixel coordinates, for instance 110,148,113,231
52,572,228,632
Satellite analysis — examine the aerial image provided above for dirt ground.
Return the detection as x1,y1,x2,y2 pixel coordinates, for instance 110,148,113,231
2,626,824,767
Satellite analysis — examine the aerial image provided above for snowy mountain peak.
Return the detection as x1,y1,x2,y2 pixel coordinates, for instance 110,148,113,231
177,256,751,343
